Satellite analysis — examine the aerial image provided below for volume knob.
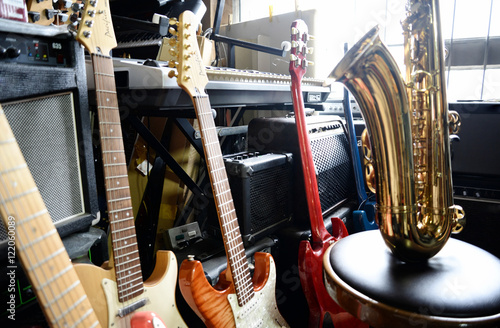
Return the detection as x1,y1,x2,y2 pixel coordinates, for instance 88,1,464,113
6,47,21,58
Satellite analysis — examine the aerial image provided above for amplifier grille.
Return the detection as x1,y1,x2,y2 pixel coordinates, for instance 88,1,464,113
311,133,354,213
0,93,84,240
249,164,292,233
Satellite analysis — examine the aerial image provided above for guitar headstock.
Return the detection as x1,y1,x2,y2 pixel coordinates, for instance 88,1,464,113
167,10,208,97
289,19,314,80
71,0,116,55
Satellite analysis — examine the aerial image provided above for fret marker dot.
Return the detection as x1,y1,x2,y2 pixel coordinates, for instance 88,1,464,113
126,212,130,216
107,98,110,102
128,270,131,274
127,256,130,260
117,181,120,185
115,215,118,219
11,181,17,188
113,156,117,161
110,128,114,133
124,241,127,245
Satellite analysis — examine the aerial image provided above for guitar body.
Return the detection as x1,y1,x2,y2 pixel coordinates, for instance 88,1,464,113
131,312,167,328
179,252,287,328
75,250,186,328
299,219,366,327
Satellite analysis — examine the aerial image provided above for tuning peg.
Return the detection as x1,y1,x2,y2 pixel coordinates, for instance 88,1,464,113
45,9,58,20
291,27,299,35
302,60,314,68
87,9,96,17
83,30,92,38
291,41,299,48
168,48,177,57
306,47,314,54
169,18,179,26
60,0,72,9
169,27,177,36
85,20,94,27
71,3,83,12
290,54,298,62
168,38,177,46
168,61,177,68
89,0,98,7
56,12,69,23
184,44,191,50
168,70,178,78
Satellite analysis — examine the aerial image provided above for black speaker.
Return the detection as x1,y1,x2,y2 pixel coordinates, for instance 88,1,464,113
247,115,356,223
0,21,99,257
223,152,293,245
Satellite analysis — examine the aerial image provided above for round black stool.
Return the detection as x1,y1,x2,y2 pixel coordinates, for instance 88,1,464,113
323,230,500,327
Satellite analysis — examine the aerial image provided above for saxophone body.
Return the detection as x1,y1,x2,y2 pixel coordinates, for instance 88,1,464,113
330,0,464,262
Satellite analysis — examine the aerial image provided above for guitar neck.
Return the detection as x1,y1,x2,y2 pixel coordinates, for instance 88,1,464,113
0,107,101,328
193,95,254,306
290,75,329,245
92,54,144,302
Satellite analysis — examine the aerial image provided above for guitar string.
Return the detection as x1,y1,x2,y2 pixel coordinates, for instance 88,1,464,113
194,96,254,303
95,54,143,308
0,110,88,327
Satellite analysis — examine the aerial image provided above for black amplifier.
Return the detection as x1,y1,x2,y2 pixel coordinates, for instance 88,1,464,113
209,151,294,245
247,115,356,224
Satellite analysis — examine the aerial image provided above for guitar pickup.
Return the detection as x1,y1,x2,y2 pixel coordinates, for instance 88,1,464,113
117,298,149,317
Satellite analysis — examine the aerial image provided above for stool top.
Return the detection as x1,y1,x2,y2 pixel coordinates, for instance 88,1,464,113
329,230,500,318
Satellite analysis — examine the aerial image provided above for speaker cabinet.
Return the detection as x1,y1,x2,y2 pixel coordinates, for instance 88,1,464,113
248,116,356,224
223,152,293,245
0,21,99,257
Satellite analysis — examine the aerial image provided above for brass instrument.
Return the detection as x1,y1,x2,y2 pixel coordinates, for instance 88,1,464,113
329,0,465,262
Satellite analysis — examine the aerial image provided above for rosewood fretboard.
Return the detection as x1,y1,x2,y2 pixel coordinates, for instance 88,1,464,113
92,54,144,302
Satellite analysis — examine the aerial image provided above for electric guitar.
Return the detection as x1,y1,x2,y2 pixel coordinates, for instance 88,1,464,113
131,312,167,328
288,20,368,328
0,105,101,328
171,11,289,328
70,2,187,328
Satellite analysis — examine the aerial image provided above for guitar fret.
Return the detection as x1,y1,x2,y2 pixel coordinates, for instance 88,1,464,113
113,242,138,251
107,186,129,192
216,189,231,197
114,249,139,260
0,163,27,175
96,90,117,94
99,122,122,125
118,282,144,296
218,199,232,208
0,187,38,205
111,226,135,234
108,196,131,203
40,280,79,309
53,295,86,323
72,309,99,328
221,209,236,217
110,217,134,224
40,264,73,288
0,137,15,145
17,229,57,251
16,209,48,225
116,262,141,272
102,150,123,154
29,247,66,271
109,206,133,214
114,234,137,243
106,174,129,179
213,178,228,185
98,106,119,110
116,257,141,268
116,272,142,283
94,72,114,77
104,163,127,167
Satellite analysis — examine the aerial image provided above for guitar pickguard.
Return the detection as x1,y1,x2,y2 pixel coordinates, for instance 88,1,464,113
99,252,186,328
227,257,288,328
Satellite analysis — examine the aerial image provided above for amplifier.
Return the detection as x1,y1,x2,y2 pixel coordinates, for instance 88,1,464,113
214,151,294,245
0,21,99,257
247,115,356,223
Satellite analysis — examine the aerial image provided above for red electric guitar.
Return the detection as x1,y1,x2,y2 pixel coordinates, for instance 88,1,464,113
172,11,289,328
289,20,368,328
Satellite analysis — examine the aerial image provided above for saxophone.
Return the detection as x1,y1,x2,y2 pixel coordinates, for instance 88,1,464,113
330,0,465,262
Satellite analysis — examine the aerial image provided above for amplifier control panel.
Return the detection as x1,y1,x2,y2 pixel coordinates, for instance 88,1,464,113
0,32,72,67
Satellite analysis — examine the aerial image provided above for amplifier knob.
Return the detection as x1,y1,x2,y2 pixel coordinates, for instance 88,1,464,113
0,46,7,59
6,47,21,58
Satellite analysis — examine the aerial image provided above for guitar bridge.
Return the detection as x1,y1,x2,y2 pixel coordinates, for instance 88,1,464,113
117,298,149,317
